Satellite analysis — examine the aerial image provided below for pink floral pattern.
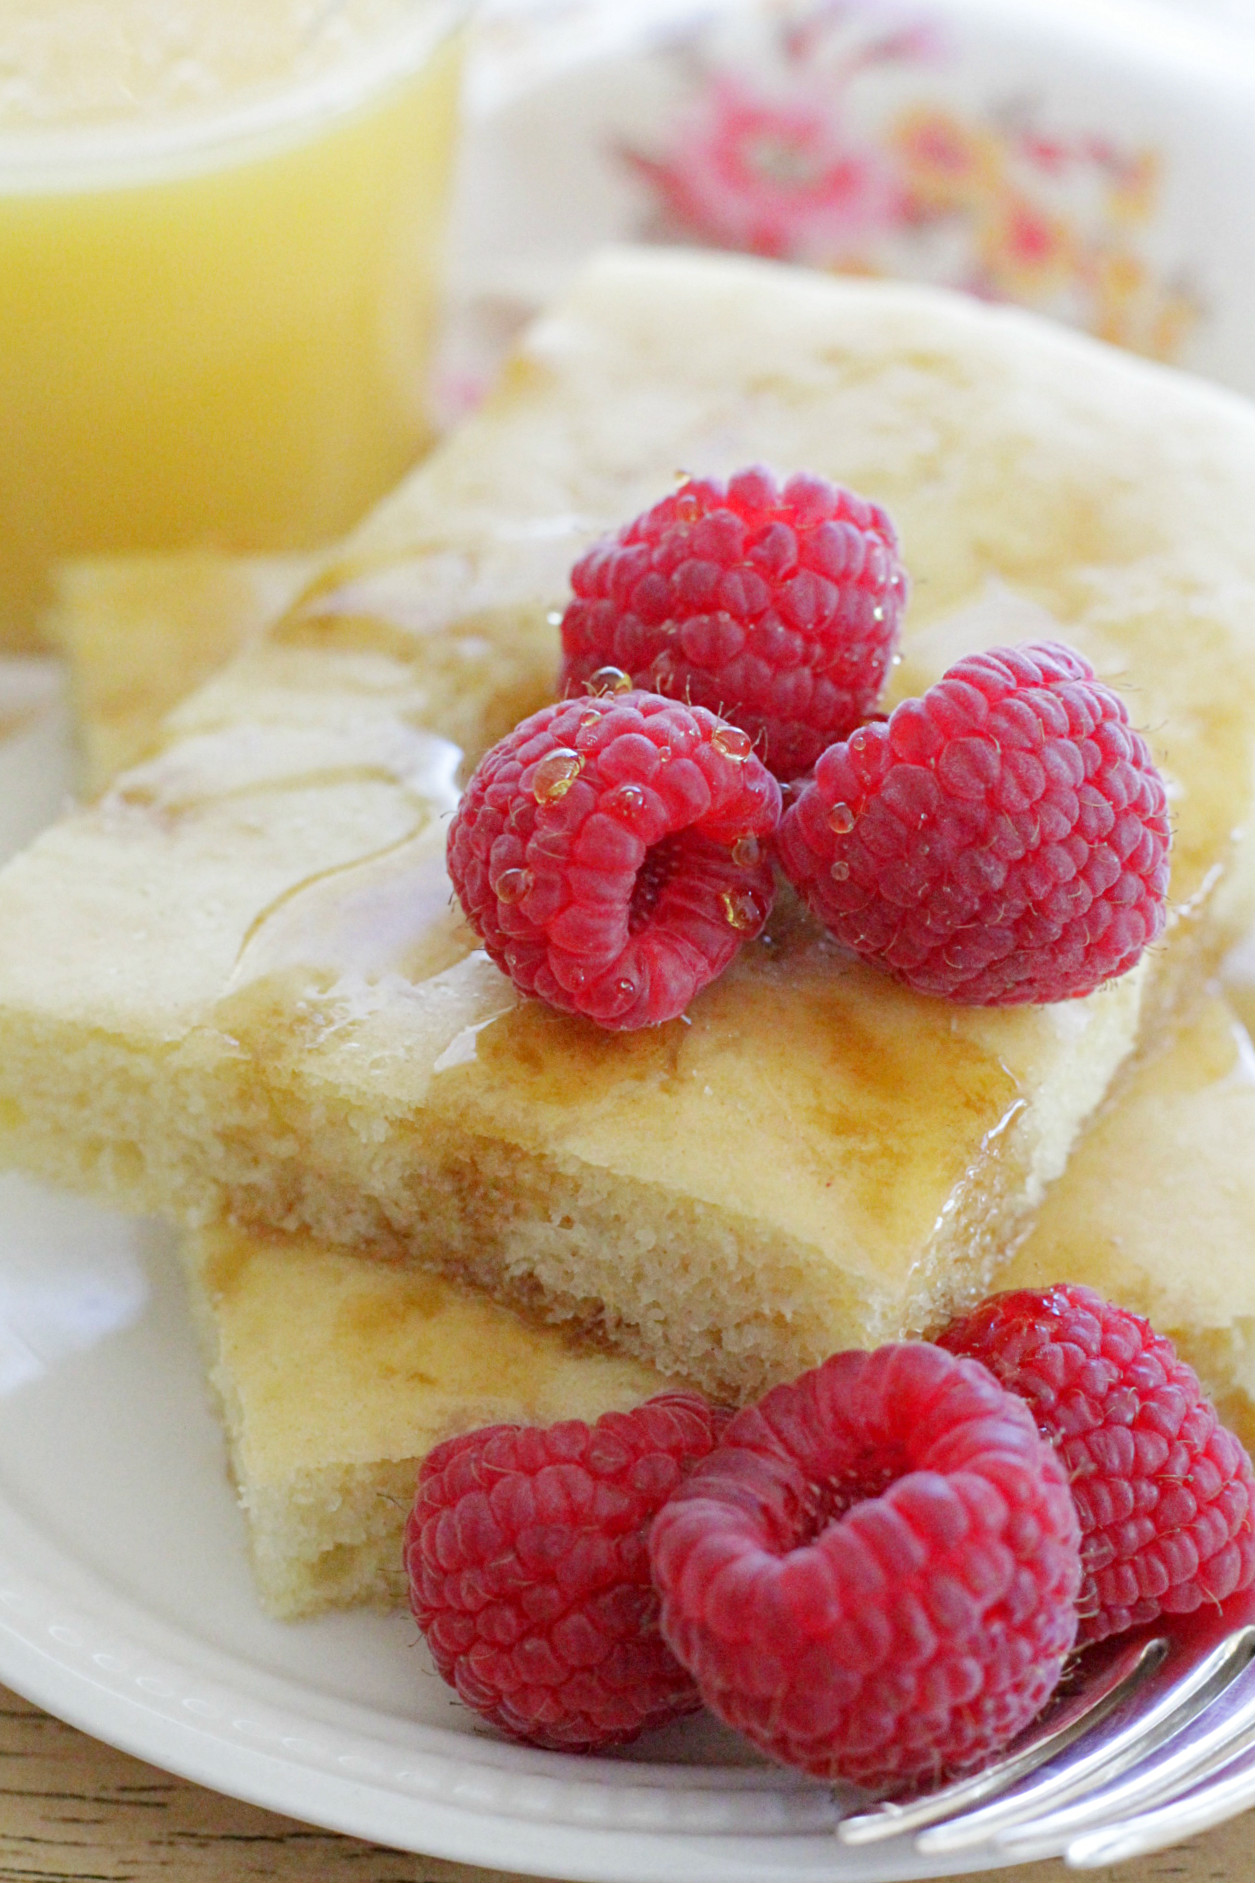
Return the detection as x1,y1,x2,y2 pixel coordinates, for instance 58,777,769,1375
624,76,900,266
621,1,1198,362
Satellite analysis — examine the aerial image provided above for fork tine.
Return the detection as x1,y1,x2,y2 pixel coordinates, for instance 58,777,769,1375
992,1633,1255,1859
1064,1738,1255,1868
837,1634,1163,1846
917,1620,1255,1855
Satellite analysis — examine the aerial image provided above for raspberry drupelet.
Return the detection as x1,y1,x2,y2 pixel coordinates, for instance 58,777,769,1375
650,1343,1082,1790
558,466,908,781
776,641,1171,1005
447,690,781,1029
405,1392,726,1751
939,1285,1255,1644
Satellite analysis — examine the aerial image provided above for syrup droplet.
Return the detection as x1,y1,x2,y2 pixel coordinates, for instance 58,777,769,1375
712,724,754,762
828,802,856,834
587,665,632,696
830,860,850,881
494,867,532,905
731,833,761,868
532,748,583,803
721,887,766,932
607,783,647,820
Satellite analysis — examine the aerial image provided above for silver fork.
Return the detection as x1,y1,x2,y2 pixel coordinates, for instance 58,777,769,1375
837,1585,1255,1867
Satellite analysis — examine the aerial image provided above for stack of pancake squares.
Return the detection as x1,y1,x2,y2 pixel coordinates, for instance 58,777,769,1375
2,248,1254,1619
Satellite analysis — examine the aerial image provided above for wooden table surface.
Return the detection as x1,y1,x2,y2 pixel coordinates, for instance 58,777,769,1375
2,1682,1251,1883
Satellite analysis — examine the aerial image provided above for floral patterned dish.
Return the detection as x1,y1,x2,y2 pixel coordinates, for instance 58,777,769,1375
436,0,1254,419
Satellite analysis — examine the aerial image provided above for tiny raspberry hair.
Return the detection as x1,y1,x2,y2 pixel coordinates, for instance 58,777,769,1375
777,641,1171,1004
405,1392,725,1751
558,466,908,781
447,689,781,1029
939,1285,1255,1645
650,1344,1081,1789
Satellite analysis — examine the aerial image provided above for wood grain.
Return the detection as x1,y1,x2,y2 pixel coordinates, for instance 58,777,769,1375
1,1683,1251,1883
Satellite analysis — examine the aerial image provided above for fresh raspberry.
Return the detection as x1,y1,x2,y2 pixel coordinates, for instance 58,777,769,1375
446,690,781,1029
938,1285,1255,1645
558,466,907,781
649,1344,1081,1789
776,641,1171,1005
405,1392,725,1751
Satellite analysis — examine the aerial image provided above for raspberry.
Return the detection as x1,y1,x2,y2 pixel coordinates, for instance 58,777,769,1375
938,1285,1255,1645
776,641,1171,1004
404,1392,725,1751
649,1344,1081,1789
446,690,781,1029
558,466,907,781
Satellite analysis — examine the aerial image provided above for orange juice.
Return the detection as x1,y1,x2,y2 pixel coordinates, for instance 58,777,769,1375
0,1,465,647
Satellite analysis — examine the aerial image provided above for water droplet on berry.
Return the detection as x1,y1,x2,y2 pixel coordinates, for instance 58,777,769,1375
872,605,885,622
675,491,701,523
532,748,583,803
494,867,532,905
721,887,766,932
587,665,631,696
830,860,850,881
712,724,754,762
607,783,647,821
828,802,856,834
578,708,600,730
731,833,761,868
656,745,672,764
849,729,869,754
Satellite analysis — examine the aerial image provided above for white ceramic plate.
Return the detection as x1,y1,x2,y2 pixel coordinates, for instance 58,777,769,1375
2,3,1254,1877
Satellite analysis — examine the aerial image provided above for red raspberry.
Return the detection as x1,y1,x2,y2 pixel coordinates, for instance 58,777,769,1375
446,690,781,1029
938,1285,1255,1646
776,641,1171,1004
558,466,907,781
649,1344,1081,1789
404,1393,725,1751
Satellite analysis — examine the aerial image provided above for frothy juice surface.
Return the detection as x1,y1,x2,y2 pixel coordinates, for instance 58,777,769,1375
0,0,464,646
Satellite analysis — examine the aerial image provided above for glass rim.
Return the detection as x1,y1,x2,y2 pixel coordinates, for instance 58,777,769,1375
0,0,469,193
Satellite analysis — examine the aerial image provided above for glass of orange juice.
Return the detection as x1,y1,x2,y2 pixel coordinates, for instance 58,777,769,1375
0,0,468,647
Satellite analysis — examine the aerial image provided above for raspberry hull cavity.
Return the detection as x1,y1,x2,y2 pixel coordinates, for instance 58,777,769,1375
447,691,782,1028
559,466,907,781
940,1285,1255,1644
405,1393,725,1751
649,1343,1082,1789
777,641,1171,1004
